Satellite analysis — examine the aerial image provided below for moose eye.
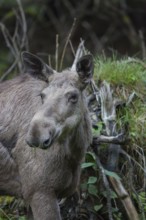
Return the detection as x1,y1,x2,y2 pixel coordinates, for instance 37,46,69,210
67,92,79,104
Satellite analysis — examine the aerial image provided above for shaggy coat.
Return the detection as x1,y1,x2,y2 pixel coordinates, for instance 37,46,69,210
0,52,93,220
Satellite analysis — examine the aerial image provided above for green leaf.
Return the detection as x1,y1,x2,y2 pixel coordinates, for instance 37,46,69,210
94,204,103,212
139,191,146,199
87,176,97,184
88,184,98,197
102,190,118,199
104,169,121,180
138,192,146,204
130,132,136,137
81,162,95,169
92,128,99,136
92,122,103,136
111,207,119,212
85,152,96,162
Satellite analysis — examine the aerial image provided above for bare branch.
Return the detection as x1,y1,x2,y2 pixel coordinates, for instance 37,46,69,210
48,55,52,68
109,176,139,220
60,18,76,71
99,81,117,135
93,132,126,145
95,156,114,220
71,40,85,71
0,23,16,57
139,30,146,60
55,34,59,71
0,0,28,80
0,59,19,82
69,40,75,57
16,0,28,50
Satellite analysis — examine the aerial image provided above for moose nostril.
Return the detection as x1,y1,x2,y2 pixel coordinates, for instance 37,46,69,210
26,139,39,148
43,138,51,149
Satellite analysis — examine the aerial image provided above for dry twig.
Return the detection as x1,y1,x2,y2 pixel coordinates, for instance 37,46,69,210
59,18,76,71
55,34,59,71
0,0,28,81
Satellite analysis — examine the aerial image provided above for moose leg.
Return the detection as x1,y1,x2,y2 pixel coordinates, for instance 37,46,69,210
30,191,61,220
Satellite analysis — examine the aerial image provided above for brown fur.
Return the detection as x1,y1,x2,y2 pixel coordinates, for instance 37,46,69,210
0,52,93,220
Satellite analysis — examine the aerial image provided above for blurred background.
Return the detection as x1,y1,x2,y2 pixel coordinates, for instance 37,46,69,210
0,0,146,72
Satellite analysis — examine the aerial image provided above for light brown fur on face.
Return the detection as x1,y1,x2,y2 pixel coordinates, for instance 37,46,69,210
0,52,93,220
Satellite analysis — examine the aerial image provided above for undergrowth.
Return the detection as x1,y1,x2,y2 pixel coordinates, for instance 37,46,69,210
94,56,146,150
80,56,146,220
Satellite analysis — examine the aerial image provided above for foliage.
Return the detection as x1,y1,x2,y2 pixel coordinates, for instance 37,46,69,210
81,151,123,219
94,57,146,149
79,57,146,219
0,197,26,220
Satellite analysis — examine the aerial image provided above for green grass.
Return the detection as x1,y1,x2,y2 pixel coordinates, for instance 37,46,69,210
94,56,146,149
88,56,146,218
94,57,146,94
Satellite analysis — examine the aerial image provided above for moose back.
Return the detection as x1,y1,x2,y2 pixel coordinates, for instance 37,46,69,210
0,52,93,220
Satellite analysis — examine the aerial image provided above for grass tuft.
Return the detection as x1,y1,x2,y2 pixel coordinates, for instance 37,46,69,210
94,56,146,149
94,57,146,95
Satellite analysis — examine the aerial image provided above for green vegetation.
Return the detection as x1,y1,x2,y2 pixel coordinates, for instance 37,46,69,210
94,57,146,92
80,57,146,219
94,56,146,148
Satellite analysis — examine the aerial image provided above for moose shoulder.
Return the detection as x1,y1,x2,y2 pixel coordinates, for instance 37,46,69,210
0,52,94,220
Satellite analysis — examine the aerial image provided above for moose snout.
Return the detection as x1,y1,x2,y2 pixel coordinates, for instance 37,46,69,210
26,118,58,149
26,129,55,149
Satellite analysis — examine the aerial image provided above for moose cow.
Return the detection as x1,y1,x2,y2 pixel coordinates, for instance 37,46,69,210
0,52,93,219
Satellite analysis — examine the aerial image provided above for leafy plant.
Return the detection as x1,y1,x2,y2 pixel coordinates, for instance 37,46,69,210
81,151,123,217
80,56,146,219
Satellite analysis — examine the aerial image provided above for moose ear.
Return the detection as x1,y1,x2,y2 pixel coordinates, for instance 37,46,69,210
76,54,94,87
21,51,53,82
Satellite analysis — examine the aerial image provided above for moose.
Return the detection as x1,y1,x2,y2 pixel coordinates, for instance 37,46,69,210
0,52,94,220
